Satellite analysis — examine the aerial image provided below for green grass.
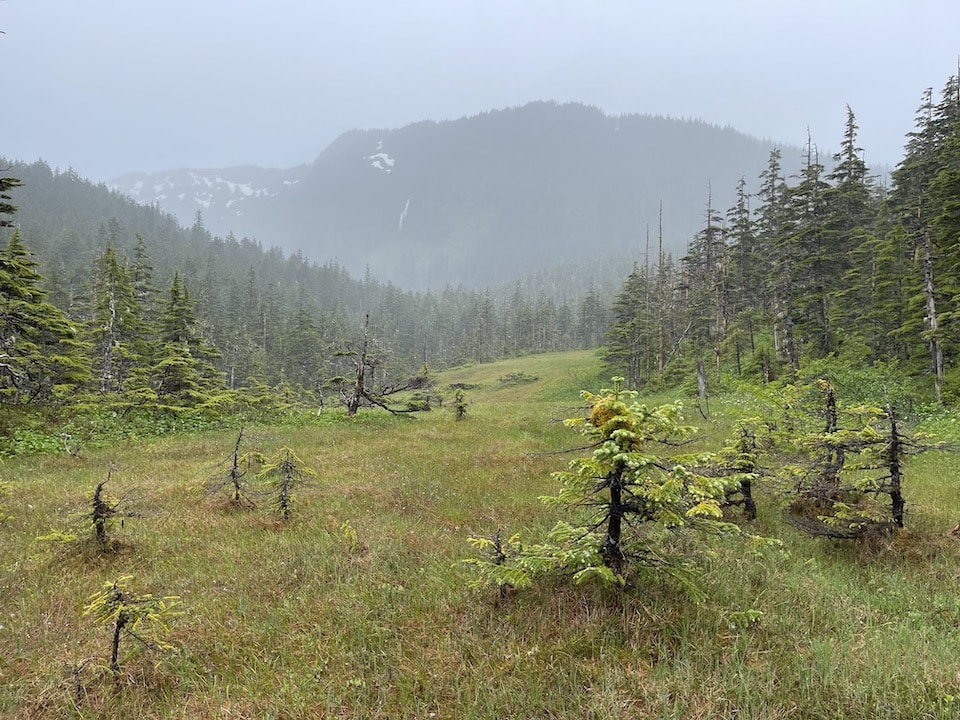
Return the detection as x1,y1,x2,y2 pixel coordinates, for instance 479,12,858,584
2,349,960,718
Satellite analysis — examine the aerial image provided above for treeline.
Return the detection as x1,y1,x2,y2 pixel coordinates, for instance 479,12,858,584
7,68,958,416
0,162,610,413
606,70,960,403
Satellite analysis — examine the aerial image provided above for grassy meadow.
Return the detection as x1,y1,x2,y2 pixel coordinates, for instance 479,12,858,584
2,349,960,719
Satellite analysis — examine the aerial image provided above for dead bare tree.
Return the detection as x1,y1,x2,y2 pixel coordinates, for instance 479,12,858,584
333,314,433,416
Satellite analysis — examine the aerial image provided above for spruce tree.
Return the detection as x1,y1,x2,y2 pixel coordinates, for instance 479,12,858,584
283,291,322,390
725,177,764,374
680,191,729,380
889,76,960,401
88,245,146,394
149,272,225,408
0,177,23,227
468,378,741,597
129,234,159,327
824,107,881,352
755,148,798,372
576,285,607,350
0,231,89,403
604,264,652,388
787,134,832,357
826,107,875,237
836,198,911,361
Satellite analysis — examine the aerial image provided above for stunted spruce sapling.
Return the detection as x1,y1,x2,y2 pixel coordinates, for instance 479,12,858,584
82,576,181,676
206,427,259,508
258,447,316,520
782,381,945,537
469,378,746,598
38,467,142,553
453,388,468,420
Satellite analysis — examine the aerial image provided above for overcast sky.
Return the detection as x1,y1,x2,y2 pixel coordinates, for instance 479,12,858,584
4,1,959,182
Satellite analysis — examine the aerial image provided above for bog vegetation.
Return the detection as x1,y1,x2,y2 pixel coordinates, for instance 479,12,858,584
0,70,960,718
2,352,960,718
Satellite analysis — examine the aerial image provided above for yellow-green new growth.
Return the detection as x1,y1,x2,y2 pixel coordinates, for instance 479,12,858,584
469,379,745,599
258,447,317,520
82,576,182,675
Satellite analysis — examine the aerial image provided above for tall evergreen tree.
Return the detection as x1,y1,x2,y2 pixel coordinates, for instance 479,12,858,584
0,177,23,227
283,290,322,389
680,190,729,378
823,107,881,351
890,76,960,401
533,294,559,353
836,197,911,360
576,286,607,349
150,272,225,407
0,231,89,403
604,264,654,388
725,177,762,374
755,148,798,371
130,235,158,321
787,134,833,356
826,107,875,236
88,245,146,394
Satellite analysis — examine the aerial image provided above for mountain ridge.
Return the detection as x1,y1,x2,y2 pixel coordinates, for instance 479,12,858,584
109,101,802,288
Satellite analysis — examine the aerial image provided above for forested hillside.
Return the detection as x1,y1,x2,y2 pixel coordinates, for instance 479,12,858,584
1,69,958,429
604,73,960,404
0,160,610,422
110,102,801,289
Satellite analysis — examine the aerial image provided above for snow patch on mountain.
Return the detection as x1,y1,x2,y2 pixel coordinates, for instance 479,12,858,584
113,171,295,205
108,165,306,237
366,140,395,173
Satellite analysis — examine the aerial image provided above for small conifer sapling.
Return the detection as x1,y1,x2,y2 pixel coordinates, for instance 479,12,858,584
206,428,260,507
37,468,142,553
82,576,181,676
468,378,746,599
258,447,317,520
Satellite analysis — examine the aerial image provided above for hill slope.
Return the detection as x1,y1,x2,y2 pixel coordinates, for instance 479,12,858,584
110,102,799,289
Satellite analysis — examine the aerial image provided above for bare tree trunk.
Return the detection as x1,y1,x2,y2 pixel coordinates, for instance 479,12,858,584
230,428,244,502
92,480,110,548
602,470,625,574
100,291,118,394
644,225,651,380
886,405,905,528
783,303,799,373
110,612,125,675
775,224,799,372
772,316,782,360
657,202,665,372
822,382,844,481
347,314,370,416
629,335,641,390
696,357,709,418
921,225,944,403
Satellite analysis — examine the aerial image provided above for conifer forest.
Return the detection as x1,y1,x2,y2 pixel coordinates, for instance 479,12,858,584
3,72,960,417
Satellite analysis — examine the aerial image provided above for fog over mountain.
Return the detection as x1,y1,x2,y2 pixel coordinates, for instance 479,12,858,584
8,1,955,290
110,102,800,289
5,2,957,182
